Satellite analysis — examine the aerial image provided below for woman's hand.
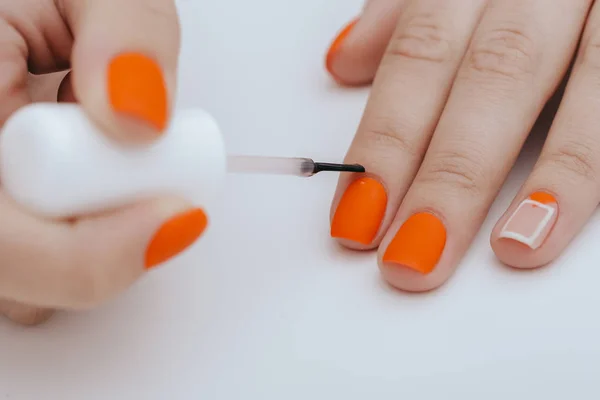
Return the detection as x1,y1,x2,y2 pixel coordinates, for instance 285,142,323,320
325,0,596,291
0,0,207,325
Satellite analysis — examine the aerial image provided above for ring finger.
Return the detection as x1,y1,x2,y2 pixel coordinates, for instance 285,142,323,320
491,1,600,268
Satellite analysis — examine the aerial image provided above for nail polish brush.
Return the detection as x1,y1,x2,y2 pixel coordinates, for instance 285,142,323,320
227,155,364,177
0,104,364,219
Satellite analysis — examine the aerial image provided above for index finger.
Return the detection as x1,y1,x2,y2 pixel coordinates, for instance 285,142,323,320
58,0,180,143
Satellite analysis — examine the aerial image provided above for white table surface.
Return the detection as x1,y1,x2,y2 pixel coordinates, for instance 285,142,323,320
1,0,599,398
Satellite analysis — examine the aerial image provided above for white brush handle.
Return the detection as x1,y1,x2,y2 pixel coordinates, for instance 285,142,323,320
0,103,227,218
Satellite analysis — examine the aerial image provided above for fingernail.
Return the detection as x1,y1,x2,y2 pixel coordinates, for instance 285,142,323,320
108,53,168,131
145,208,208,269
499,192,558,249
382,212,446,275
331,177,387,245
326,18,359,75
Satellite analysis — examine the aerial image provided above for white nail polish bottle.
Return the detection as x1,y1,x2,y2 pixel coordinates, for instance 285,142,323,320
0,103,227,218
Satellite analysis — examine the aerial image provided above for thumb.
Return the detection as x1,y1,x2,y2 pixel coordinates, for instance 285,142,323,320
0,194,207,310
325,0,405,86
58,0,180,143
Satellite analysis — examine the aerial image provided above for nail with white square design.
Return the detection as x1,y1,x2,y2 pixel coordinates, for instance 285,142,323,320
499,192,558,250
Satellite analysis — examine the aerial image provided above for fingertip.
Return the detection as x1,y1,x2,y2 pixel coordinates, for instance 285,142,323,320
378,263,446,293
144,205,208,270
64,0,180,145
490,236,550,270
70,47,172,145
325,19,358,72
330,176,388,248
324,0,402,86
332,237,378,251
491,192,560,269
0,300,55,326
63,197,207,308
107,52,169,132
326,51,378,87
376,212,452,292
75,196,203,268
136,197,209,270
325,18,379,86
325,18,363,84
75,52,171,145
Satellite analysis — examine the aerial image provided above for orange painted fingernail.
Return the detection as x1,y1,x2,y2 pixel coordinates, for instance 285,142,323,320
499,191,558,249
145,208,208,269
331,177,387,244
326,18,359,75
108,53,168,131
383,212,446,275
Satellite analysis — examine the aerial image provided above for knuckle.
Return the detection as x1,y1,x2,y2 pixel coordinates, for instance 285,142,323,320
419,149,489,195
463,25,538,83
361,117,421,158
386,11,453,64
544,141,598,183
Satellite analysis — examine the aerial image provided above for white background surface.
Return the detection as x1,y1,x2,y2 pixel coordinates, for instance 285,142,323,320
1,0,599,398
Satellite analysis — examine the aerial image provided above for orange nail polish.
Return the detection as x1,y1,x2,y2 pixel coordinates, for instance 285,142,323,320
108,53,168,131
383,212,446,274
331,177,387,245
326,18,359,74
145,208,208,269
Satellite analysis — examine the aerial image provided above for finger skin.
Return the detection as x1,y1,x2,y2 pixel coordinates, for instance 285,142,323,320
0,0,76,125
0,0,188,322
28,71,71,102
58,0,181,143
57,71,77,103
330,0,486,250
0,4,70,324
0,19,30,125
0,0,72,74
325,0,405,85
1,70,75,325
377,0,591,292
0,4,59,325
0,193,207,310
492,1,600,268
0,299,54,326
